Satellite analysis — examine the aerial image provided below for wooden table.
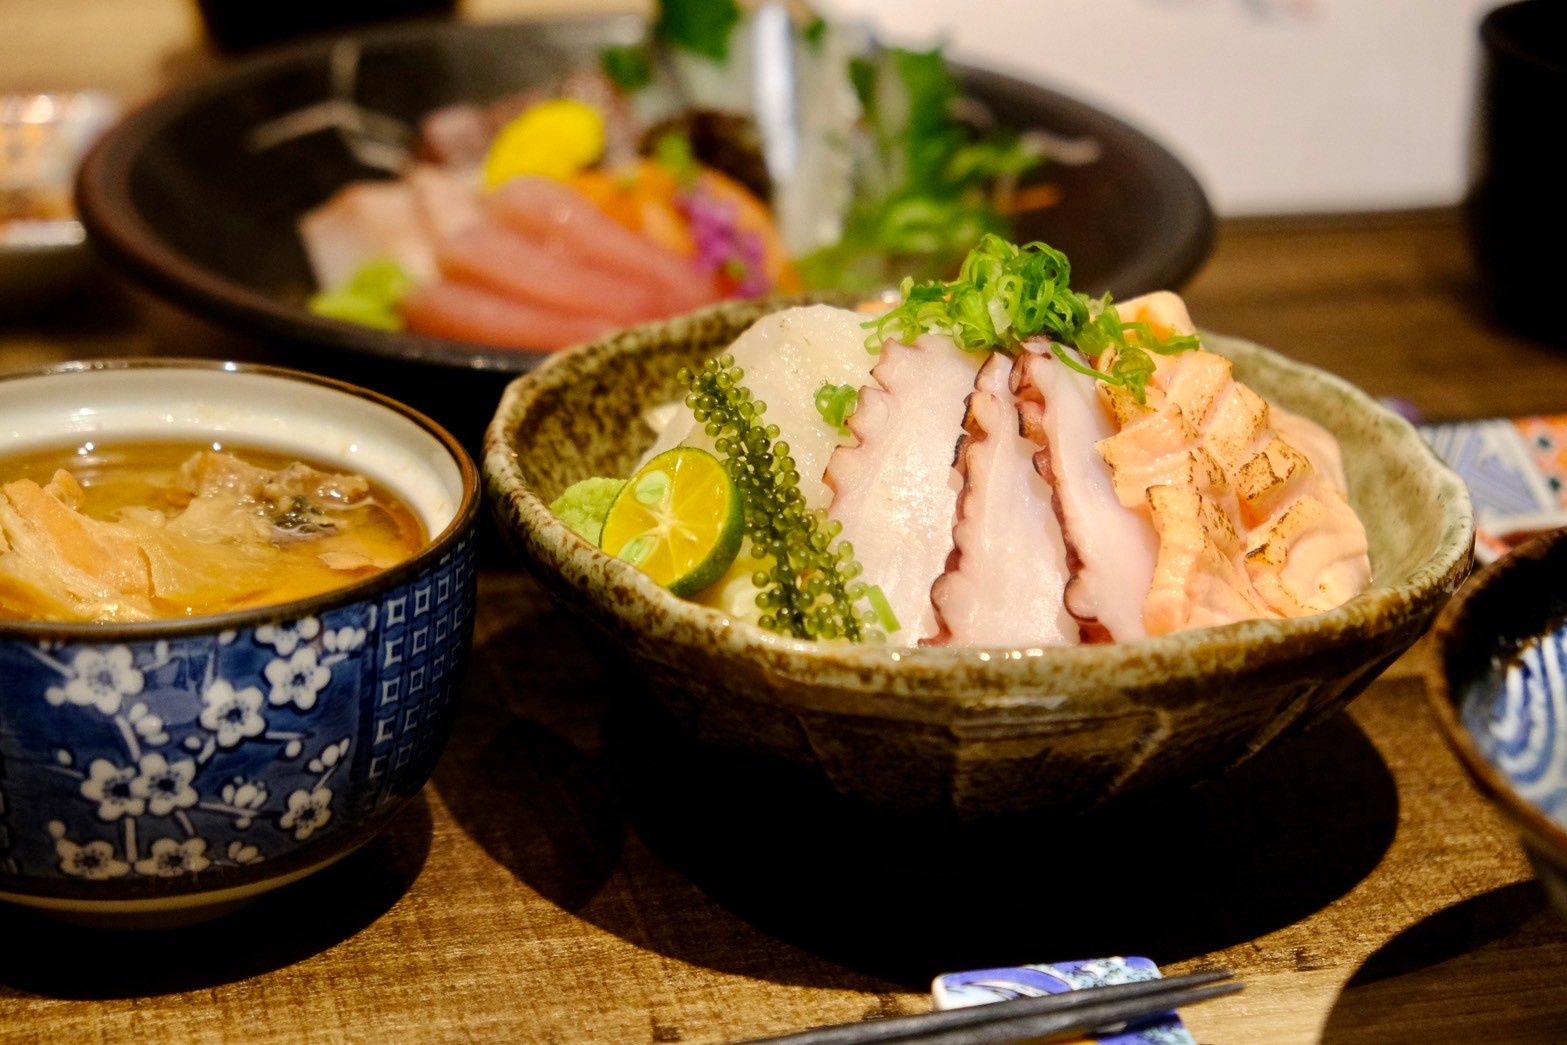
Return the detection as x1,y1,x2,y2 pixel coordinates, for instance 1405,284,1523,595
5,202,1567,1042
9,16,1567,1032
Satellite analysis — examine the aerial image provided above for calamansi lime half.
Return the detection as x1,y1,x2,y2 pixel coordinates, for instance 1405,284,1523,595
600,447,744,598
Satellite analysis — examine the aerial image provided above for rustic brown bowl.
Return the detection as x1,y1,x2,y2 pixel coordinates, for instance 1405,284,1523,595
484,300,1475,819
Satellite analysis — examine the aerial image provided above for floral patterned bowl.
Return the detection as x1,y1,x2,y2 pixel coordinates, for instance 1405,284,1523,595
1427,529,1567,922
485,300,1475,820
0,360,479,924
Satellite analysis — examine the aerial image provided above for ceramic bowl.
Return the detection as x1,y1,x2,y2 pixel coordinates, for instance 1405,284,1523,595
484,300,1475,820
0,360,479,924
1427,529,1567,918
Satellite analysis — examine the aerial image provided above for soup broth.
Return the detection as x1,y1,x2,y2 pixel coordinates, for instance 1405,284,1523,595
0,441,426,623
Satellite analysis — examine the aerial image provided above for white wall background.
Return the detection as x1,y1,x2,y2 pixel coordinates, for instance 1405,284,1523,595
829,0,1497,216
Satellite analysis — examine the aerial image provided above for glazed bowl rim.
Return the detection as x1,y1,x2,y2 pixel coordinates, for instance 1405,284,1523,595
1425,529,1567,864
0,356,481,642
484,302,1476,709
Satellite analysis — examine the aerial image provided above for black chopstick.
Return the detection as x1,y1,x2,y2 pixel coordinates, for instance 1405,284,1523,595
735,969,1240,1045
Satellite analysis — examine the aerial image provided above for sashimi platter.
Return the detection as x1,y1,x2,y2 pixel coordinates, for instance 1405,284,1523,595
76,4,1211,378
296,13,1060,352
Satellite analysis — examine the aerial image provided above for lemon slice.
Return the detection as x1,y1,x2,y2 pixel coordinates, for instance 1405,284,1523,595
600,448,744,597
483,99,607,187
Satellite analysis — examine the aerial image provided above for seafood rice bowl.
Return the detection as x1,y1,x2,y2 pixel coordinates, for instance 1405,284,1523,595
485,240,1473,818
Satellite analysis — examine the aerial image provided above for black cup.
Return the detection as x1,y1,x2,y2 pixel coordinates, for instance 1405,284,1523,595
1465,1,1567,342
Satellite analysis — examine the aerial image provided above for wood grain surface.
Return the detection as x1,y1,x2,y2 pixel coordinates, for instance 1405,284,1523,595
7,68,1567,1039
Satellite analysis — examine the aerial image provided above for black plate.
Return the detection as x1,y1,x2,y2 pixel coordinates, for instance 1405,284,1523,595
77,15,1214,376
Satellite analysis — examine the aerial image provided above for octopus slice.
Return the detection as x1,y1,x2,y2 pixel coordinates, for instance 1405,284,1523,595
825,335,982,645
927,353,1078,648
1013,346,1159,644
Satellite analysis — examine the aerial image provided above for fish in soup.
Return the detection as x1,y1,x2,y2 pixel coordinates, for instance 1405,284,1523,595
0,443,426,623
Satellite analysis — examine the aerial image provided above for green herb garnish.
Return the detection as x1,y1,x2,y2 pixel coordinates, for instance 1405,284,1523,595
655,0,742,61
682,355,883,642
814,382,860,436
601,45,654,91
798,45,1047,294
868,236,1201,403
599,0,741,95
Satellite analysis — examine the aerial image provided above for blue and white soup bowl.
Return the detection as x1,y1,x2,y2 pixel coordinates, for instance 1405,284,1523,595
0,360,479,922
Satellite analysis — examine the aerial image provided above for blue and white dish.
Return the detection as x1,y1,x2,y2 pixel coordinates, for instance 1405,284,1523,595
0,360,479,924
1428,528,1567,919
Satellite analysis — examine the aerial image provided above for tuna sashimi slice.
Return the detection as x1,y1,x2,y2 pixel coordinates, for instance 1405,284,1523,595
928,353,1079,648
401,280,616,351
487,177,721,313
824,336,982,646
435,223,668,325
1014,347,1159,644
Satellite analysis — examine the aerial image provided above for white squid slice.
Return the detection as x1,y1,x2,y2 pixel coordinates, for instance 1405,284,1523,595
825,336,982,645
639,305,877,515
928,353,1079,648
298,179,439,293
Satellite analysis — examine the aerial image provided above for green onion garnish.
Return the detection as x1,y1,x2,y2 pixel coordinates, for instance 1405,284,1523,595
865,585,900,635
814,382,860,436
865,235,1200,403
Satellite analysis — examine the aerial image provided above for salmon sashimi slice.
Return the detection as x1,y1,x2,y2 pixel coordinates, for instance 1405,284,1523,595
824,335,982,646
1141,483,1278,632
401,279,619,351
1014,347,1159,644
435,222,669,325
1271,404,1351,496
1093,293,1371,632
928,352,1079,648
487,176,721,313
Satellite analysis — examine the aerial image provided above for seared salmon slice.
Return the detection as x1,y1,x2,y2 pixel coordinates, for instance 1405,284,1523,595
1092,293,1371,635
